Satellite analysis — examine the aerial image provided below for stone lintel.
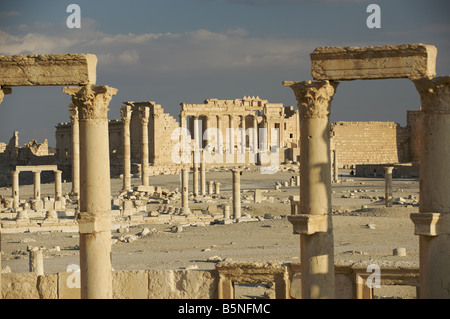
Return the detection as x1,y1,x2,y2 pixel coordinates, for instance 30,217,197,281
0,54,97,86
410,213,450,236
287,214,328,235
15,165,58,173
310,44,437,81
77,211,111,233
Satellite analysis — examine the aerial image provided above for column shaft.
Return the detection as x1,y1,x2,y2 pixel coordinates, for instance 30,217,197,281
11,171,19,210
384,167,393,207
412,76,450,299
181,168,190,214
69,106,80,197
232,169,241,219
120,105,132,191
200,151,206,195
140,107,150,186
33,171,41,200
55,170,62,200
63,85,117,299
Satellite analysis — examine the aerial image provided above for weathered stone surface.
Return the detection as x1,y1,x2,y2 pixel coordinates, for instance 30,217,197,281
37,274,58,299
1,273,40,299
310,44,437,80
113,270,149,299
148,269,218,299
0,54,97,86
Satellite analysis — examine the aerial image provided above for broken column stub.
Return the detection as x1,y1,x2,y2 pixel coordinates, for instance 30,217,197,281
310,44,437,81
0,54,97,86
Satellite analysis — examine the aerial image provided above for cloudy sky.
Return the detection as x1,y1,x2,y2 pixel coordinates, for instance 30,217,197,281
0,0,449,146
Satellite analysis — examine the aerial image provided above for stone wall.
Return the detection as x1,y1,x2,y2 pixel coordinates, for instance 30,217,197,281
331,121,410,168
1,269,218,299
1,262,419,299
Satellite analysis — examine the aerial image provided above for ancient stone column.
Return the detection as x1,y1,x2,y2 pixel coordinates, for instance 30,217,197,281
208,181,214,195
200,151,206,195
139,106,150,187
120,104,132,191
284,80,339,299
232,169,242,219
54,170,62,200
181,168,190,214
252,115,259,163
332,149,338,183
33,170,41,200
69,104,80,198
240,115,246,156
227,115,235,164
205,115,211,149
223,205,231,219
193,161,199,197
215,181,221,195
63,85,117,299
152,113,160,164
11,170,19,210
216,115,223,158
410,76,450,299
29,249,44,276
384,166,394,207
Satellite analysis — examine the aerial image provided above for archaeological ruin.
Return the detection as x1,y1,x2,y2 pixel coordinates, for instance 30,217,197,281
0,43,449,299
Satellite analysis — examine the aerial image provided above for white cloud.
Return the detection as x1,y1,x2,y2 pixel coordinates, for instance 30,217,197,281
0,22,320,75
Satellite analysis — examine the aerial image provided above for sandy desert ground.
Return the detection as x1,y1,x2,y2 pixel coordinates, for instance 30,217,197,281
0,165,420,298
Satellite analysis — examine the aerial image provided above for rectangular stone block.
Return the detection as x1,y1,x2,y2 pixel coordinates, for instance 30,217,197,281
113,270,149,299
310,44,437,80
0,54,97,86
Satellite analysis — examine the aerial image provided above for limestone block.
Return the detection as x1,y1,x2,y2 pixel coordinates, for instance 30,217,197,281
2,273,40,299
0,54,97,86
310,44,437,80
148,270,218,299
112,270,149,299
37,274,58,299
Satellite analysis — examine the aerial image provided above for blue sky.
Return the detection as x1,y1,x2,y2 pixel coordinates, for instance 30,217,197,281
0,0,449,146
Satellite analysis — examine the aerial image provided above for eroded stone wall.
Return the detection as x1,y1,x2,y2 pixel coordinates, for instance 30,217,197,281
331,121,410,167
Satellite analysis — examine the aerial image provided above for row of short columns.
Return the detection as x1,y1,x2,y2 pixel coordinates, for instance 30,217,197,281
11,170,62,211
180,113,264,157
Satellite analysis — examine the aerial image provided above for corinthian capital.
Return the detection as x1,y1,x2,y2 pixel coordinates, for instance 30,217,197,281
62,85,118,120
283,80,338,118
0,87,12,105
413,76,450,113
139,106,150,125
120,104,132,123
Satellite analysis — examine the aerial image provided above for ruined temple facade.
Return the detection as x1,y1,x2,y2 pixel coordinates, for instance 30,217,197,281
55,96,301,176
54,95,422,178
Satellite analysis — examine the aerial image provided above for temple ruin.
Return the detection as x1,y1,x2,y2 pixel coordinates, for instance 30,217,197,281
0,43,449,299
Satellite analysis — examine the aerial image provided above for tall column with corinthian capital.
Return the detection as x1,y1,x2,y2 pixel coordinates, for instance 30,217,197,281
69,104,80,199
283,80,339,299
63,85,117,299
139,106,150,187
410,76,450,299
